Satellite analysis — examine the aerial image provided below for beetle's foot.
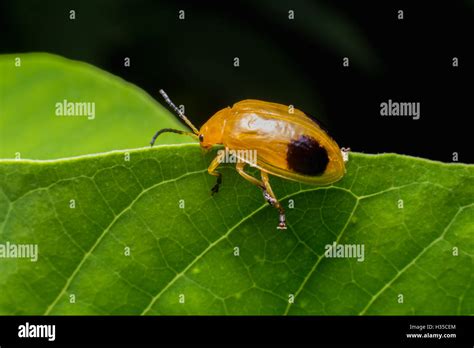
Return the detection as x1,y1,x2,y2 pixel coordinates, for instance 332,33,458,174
211,184,220,195
341,147,351,162
277,213,287,230
211,175,222,195
263,190,276,206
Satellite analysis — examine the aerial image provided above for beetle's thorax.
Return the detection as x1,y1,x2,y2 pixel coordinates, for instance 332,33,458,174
199,107,230,147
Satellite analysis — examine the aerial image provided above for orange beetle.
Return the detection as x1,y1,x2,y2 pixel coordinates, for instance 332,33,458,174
151,90,347,229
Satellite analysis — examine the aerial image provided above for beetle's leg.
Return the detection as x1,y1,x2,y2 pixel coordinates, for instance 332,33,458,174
235,162,265,189
261,171,287,230
235,162,287,230
208,155,223,195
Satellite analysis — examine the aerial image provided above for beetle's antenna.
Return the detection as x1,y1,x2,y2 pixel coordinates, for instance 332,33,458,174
150,128,197,147
159,89,199,134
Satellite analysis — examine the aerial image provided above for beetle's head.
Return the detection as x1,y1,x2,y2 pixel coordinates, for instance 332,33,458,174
197,126,218,150
198,107,230,149
197,133,211,150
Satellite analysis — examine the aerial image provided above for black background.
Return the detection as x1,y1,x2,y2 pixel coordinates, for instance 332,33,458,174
1,0,471,163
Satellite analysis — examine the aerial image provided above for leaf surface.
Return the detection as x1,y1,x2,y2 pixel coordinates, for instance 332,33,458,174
0,146,472,315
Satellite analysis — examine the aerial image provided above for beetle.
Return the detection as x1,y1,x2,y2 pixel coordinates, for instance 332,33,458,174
151,89,347,229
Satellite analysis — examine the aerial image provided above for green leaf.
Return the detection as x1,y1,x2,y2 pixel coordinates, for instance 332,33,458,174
0,53,188,160
0,145,472,315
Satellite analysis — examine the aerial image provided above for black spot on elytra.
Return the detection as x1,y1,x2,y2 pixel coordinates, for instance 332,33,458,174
287,135,329,176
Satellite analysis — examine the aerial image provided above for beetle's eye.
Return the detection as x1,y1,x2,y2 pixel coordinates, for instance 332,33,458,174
199,134,204,142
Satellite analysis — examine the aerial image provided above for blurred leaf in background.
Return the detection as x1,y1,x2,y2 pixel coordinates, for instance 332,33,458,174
0,53,188,160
